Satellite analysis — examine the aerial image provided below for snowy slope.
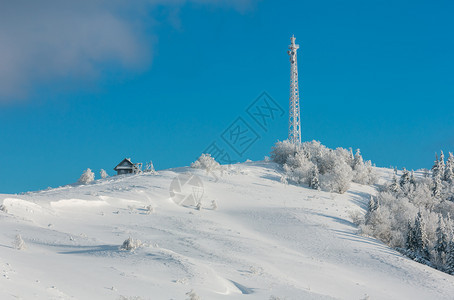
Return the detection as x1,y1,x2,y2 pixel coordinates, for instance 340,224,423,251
1,161,454,300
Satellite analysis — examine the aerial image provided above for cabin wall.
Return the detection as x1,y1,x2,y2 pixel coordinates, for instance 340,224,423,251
117,169,133,175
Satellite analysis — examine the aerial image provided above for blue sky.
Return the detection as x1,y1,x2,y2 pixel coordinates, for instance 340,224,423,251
1,0,453,193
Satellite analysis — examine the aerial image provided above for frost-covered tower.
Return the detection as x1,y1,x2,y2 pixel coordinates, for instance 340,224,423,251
287,35,301,144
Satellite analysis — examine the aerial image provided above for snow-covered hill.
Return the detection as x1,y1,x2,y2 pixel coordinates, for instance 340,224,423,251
1,161,454,299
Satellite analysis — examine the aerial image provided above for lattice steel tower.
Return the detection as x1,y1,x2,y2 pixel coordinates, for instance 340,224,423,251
287,35,301,144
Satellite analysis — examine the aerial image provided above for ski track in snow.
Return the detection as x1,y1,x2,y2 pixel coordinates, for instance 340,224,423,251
0,161,453,299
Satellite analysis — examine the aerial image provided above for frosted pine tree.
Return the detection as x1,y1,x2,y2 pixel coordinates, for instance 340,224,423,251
100,169,108,179
439,151,446,178
435,215,449,266
432,153,440,179
410,170,416,188
406,220,417,254
389,173,400,193
365,195,378,225
413,211,430,261
309,165,320,190
348,148,354,168
445,240,454,274
353,149,363,170
432,173,442,199
446,213,454,238
445,152,454,182
399,168,410,187
400,168,411,195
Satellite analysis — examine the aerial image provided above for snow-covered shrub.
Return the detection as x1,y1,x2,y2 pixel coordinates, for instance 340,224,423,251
186,290,200,300
353,160,377,185
100,169,108,179
13,234,26,250
120,237,142,251
280,175,288,185
191,153,221,172
145,161,156,173
271,140,376,193
0,204,7,213
283,151,315,186
271,140,300,165
78,168,95,184
211,200,218,210
349,209,364,225
145,205,154,215
320,160,353,194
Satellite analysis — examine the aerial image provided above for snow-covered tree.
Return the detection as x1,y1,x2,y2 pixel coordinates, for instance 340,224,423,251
406,220,417,253
440,151,446,178
413,211,430,261
353,159,376,185
320,160,352,194
272,140,375,194
434,215,449,266
353,149,363,170
432,153,440,177
78,168,95,184
309,165,320,190
432,173,442,199
432,152,446,181
445,152,454,183
348,148,355,168
363,150,454,275
399,168,412,195
446,213,454,238
100,169,108,179
446,240,454,274
410,170,416,187
389,174,400,193
365,195,378,224
271,140,299,164
400,168,410,188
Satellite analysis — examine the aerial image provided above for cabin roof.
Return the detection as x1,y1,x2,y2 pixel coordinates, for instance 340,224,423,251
114,158,134,171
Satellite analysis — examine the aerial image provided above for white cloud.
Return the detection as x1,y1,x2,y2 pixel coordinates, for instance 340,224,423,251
0,0,256,102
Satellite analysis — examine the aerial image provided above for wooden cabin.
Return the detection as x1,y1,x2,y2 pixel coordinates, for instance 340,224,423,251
114,158,135,175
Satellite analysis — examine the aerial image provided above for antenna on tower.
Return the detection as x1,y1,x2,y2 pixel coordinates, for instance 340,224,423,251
288,35,301,144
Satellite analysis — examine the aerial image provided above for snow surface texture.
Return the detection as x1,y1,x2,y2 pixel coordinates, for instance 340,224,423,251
1,161,454,299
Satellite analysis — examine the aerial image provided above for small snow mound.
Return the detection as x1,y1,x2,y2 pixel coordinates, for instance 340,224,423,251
50,199,108,208
186,289,200,300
